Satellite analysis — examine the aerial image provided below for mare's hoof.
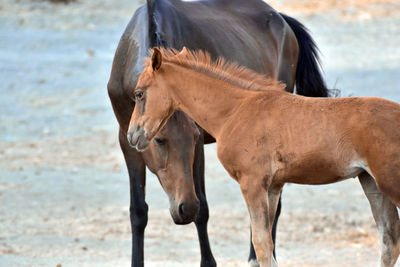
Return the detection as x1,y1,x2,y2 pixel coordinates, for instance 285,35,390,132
200,258,217,267
248,259,260,267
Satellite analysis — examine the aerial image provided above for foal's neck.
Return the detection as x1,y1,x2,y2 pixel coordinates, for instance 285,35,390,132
164,63,258,139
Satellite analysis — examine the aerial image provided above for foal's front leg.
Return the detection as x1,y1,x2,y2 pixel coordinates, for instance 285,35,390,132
249,194,282,267
240,176,281,267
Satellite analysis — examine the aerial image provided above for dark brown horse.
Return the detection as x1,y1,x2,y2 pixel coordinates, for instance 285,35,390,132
107,0,330,266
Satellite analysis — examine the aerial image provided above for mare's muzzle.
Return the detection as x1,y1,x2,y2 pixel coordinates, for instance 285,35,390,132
127,123,150,151
170,199,200,225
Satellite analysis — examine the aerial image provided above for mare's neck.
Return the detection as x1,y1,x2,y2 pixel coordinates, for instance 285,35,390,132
163,63,255,139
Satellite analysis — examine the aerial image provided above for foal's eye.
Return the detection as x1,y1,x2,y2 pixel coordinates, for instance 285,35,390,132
154,138,166,145
135,91,144,101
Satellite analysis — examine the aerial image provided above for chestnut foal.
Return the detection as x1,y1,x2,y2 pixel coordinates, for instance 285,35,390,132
128,48,400,267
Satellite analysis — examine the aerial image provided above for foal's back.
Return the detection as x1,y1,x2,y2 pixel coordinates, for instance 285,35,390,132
269,92,400,159
250,91,400,149
222,91,400,187
274,93,400,199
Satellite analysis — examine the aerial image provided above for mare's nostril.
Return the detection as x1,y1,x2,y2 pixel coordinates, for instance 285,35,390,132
172,201,198,224
178,203,185,217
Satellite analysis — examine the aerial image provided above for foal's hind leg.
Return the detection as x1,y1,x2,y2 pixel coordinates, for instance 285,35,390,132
359,172,400,267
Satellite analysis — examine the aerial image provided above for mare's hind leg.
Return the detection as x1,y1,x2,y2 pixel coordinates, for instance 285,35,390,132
249,194,282,267
193,132,216,267
359,172,400,267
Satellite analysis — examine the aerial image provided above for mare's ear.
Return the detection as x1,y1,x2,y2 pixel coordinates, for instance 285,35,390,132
187,116,200,142
151,48,162,71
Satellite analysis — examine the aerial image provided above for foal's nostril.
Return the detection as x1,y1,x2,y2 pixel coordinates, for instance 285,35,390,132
127,130,136,147
127,131,132,144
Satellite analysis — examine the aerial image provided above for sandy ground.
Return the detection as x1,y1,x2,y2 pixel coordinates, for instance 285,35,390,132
1,0,400,266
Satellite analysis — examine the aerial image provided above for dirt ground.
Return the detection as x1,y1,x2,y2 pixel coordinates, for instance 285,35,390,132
1,0,400,266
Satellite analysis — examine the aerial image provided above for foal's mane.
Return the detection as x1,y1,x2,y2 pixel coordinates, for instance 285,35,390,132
146,48,285,92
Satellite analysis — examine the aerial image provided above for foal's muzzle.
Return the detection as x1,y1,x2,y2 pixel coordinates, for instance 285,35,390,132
127,123,150,151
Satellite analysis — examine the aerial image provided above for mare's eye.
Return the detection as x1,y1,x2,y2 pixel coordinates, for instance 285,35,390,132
135,91,144,101
154,138,166,145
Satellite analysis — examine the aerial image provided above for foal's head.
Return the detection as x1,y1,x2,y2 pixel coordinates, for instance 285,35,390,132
128,47,200,224
127,48,175,152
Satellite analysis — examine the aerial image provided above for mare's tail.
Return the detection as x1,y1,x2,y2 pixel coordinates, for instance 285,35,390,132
280,13,330,97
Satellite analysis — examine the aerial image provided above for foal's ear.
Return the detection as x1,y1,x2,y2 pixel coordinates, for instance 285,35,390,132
179,46,188,54
151,48,162,71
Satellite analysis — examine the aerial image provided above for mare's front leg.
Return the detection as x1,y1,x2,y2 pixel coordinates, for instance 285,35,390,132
193,132,217,267
359,172,400,267
240,175,281,267
119,129,148,267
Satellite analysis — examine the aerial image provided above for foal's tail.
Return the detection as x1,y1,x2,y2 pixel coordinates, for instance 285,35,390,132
280,13,331,97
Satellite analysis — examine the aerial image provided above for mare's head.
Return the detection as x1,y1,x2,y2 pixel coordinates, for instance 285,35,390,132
142,111,200,224
128,47,200,224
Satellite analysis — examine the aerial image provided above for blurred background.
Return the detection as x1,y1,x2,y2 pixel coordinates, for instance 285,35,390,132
0,0,399,266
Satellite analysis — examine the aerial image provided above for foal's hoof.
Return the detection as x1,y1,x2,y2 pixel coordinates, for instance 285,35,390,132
248,259,260,267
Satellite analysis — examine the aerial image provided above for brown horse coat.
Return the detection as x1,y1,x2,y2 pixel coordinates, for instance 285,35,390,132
129,48,400,267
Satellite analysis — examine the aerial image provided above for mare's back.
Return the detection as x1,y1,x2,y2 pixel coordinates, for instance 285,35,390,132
152,0,285,73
